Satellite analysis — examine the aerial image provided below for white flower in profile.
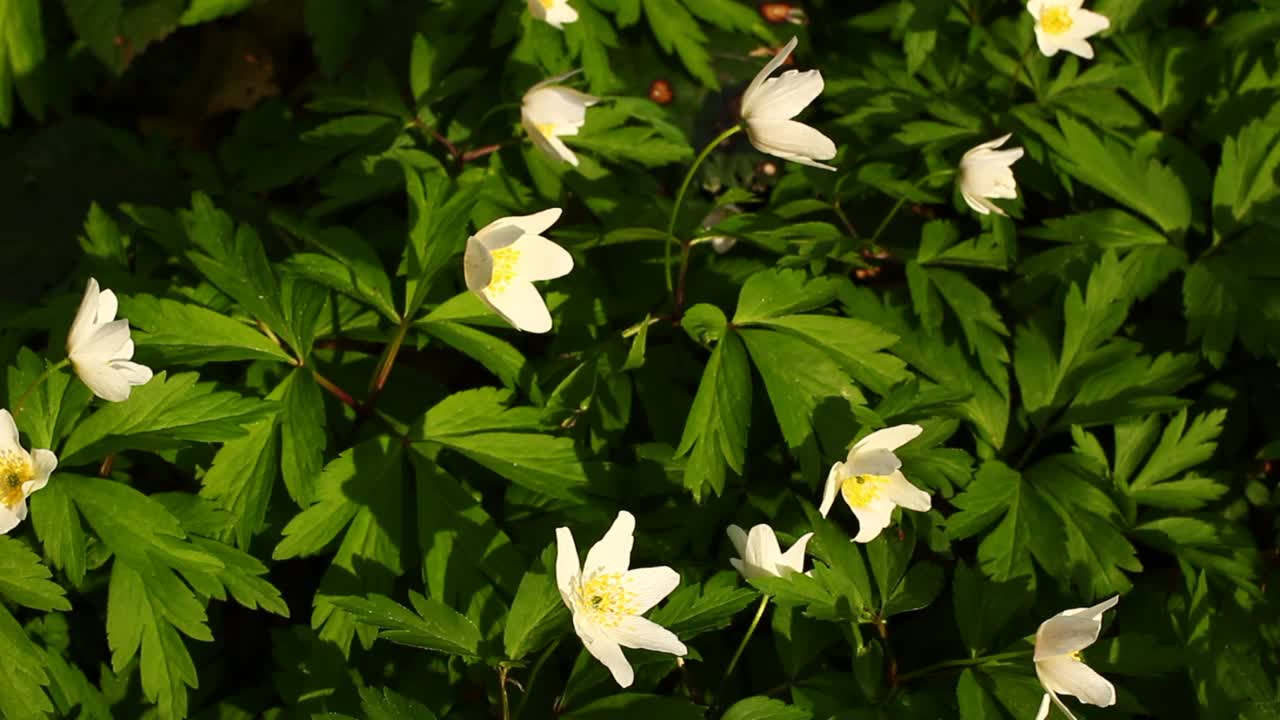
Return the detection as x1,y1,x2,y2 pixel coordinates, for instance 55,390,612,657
556,511,686,688
522,71,599,167
959,134,1025,217
1027,0,1111,60
739,36,837,171
1034,596,1120,720
0,410,56,535
819,424,931,543
527,0,578,29
726,524,812,580
464,208,573,333
66,278,153,402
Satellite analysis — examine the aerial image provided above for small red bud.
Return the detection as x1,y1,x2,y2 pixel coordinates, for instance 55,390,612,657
759,2,792,23
648,79,674,105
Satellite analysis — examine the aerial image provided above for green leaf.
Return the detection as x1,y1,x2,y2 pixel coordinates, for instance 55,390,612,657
107,562,199,719
30,480,88,586
1053,113,1192,235
1128,410,1224,492
60,372,274,466
404,175,481,319
274,213,400,323
562,693,705,720
957,669,1004,720
423,430,609,502
0,0,44,127
0,537,70,611
179,0,253,24
572,125,693,167
503,545,570,661
6,348,91,450
332,591,482,658
757,315,909,395
674,332,751,498
1213,116,1280,241
126,295,293,364
359,686,439,720
734,270,839,325
0,603,54,719
952,562,1033,654
946,461,1042,581
419,320,537,397
186,537,289,617
640,0,716,88
722,696,812,720
305,0,364,77
646,579,756,640
277,368,327,507
199,415,281,548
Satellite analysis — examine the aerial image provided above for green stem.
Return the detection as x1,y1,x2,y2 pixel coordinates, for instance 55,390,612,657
498,665,511,720
514,639,559,720
664,124,744,294
718,595,770,696
11,359,70,416
1007,37,1037,101
365,316,412,404
897,650,1032,684
868,170,956,246
621,315,662,339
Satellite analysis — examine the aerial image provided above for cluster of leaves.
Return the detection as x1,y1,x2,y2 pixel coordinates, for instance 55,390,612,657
2,0,1280,719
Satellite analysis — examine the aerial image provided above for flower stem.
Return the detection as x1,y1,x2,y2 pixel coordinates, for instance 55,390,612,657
718,594,770,697
364,316,412,412
664,124,744,294
498,665,511,720
868,169,956,247
1006,37,1037,101
11,358,71,416
896,649,1033,684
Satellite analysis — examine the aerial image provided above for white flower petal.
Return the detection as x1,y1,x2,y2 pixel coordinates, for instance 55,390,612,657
1036,655,1116,707
0,410,20,455
555,526,581,608
1035,596,1117,658
511,235,574,282
964,133,1013,157
583,510,635,578
963,191,999,216
729,558,749,577
853,424,924,454
611,615,687,656
0,501,26,535
884,471,931,512
542,132,581,166
744,119,837,170
842,447,901,478
26,449,56,495
1027,0,1047,17
622,566,679,615
742,69,824,122
72,358,133,402
574,613,634,687
67,278,101,353
819,462,843,517
484,207,563,237
544,2,579,28
481,281,554,333
744,524,783,573
97,288,119,324
742,36,798,109
1062,595,1120,622
112,361,153,388
1035,27,1062,57
850,499,895,543
1061,38,1096,60
1035,693,1053,720
1071,8,1111,37
726,524,749,558
776,532,812,575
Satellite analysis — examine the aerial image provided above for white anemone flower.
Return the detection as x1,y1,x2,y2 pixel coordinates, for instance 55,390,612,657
0,410,56,534
1027,0,1111,60
739,37,837,171
556,511,686,688
522,72,600,167
1034,596,1120,720
464,208,573,333
726,524,812,580
819,424,931,543
527,0,578,29
959,134,1025,217
66,278,153,402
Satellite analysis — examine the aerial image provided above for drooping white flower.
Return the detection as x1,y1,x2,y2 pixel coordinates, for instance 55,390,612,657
464,208,573,333
1027,0,1111,60
726,524,812,580
66,278,153,402
958,134,1025,217
739,36,837,171
556,511,686,687
522,72,599,167
1034,596,1120,720
819,424,931,543
0,410,56,535
527,0,578,29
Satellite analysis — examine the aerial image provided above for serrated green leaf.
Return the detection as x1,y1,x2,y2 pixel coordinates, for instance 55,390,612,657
199,415,281,548
333,591,481,658
126,295,293,364
675,332,751,498
503,545,570,661
722,696,812,720
0,537,69,611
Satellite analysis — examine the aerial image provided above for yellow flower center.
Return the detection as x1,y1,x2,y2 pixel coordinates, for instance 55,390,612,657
535,122,558,138
842,473,889,508
575,572,636,629
1069,650,1083,661
486,246,521,295
539,0,555,7
0,451,32,509
1040,6,1074,35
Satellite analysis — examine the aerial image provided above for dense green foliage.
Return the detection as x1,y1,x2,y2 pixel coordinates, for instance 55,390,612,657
2,1,1279,719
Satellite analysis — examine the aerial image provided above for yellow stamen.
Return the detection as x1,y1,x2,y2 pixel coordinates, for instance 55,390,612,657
539,0,555,7
1069,650,1083,661
486,246,522,296
576,572,636,628
1040,6,1074,35
0,451,32,509
535,122,558,138
842,473,889,508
